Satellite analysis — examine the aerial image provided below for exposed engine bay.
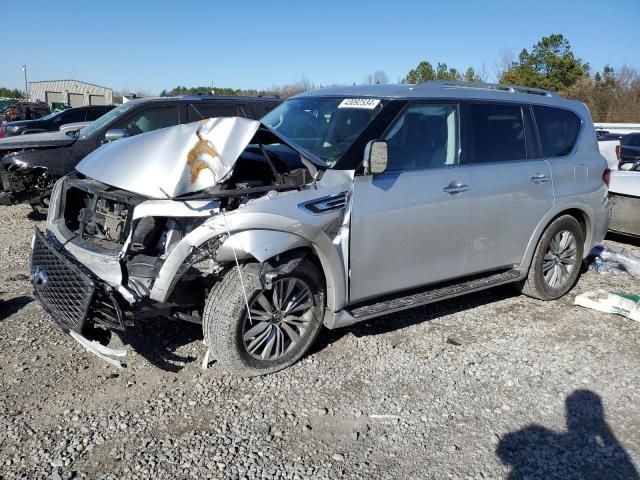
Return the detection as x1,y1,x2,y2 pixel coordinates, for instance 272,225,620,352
53,123,320,331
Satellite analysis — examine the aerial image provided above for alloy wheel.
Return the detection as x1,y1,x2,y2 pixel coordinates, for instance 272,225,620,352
242,278,315,361
543,230,578,289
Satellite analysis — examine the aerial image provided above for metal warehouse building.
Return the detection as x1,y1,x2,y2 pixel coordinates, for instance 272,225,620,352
29,80,113,107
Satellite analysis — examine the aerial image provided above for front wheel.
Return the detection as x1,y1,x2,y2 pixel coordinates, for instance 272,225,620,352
518,214,584,300
203,257,325,377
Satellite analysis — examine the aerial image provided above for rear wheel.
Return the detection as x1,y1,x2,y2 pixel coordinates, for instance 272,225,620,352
518,215,584,300
203,257,325,377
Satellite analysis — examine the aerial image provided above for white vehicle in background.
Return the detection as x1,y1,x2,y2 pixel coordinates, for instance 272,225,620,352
595,123,640,170
609,171,640,237
596,126,640,237
597,131,622,170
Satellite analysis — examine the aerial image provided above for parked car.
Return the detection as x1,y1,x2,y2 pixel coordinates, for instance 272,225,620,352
0,96,281,210
617,132,640,171
0,101,50,123
30,81,610,376
0,105,115,138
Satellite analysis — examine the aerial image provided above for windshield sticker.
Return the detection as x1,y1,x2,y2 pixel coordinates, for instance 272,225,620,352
338,98,381,110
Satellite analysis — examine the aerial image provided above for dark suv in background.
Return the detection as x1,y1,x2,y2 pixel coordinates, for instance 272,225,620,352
0,95,281,210
617,132,640,171
0,105,115,138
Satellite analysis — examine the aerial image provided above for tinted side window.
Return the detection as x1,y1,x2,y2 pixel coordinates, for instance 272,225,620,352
249,102,276,119
384,103,458,171
533,105,581,157
187,103,240,122
622,133,640,147
86,108,107,121
469,103,525,163
60,110,87,123
114,106,180,136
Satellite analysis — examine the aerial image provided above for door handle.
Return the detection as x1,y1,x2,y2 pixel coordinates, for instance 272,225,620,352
443,182,469,194
530,173,551,184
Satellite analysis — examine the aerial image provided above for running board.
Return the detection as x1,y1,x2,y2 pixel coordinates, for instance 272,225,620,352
349,269,521,322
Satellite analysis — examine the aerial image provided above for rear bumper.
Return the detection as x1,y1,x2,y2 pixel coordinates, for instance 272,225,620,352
592,194,612,246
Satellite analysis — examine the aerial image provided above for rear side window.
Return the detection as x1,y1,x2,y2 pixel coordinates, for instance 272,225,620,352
468,103,526,163
533,106,581,157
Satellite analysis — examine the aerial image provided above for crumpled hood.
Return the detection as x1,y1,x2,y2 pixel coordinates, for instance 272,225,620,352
0,130,76,151
76,117,261,199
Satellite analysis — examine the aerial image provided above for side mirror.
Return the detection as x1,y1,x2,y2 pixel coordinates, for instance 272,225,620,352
363,140,388,175
104,128,129,143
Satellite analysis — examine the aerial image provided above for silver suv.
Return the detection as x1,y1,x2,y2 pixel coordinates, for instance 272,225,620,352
31,81,611,376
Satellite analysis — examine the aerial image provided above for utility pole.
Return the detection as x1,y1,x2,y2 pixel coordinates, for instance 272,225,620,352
22,65,29,100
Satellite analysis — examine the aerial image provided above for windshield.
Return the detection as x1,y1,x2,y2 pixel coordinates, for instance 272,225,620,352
262,97,386,166
79,103,133,139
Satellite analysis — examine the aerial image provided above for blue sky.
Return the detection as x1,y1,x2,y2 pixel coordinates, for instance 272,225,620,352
3,0,639,95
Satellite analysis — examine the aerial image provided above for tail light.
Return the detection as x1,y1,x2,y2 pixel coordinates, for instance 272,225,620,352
615,144,621,160
603,168,611,187
0,126,4,139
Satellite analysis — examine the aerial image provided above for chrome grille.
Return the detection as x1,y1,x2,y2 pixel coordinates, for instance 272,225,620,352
31,229,95,331
609,194,640,237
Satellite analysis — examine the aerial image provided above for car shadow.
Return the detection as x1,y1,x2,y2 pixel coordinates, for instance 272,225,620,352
26,209,47,221
310,283,518,355
115,317,203,373
0,295,34,320
496,389,639,479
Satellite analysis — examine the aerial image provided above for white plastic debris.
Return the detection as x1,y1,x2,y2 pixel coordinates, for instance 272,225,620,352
201,348,211,370
589,244,640,278
574,290,640,322
69,330,127,369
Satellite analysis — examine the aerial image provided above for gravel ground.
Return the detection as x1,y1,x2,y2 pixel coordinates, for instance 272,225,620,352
1,203,639,480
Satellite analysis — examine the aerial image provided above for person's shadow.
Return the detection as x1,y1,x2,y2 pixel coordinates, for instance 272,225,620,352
497,390,639,479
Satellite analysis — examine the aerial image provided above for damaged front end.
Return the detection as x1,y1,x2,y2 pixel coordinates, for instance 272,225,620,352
34,174,219,333
31,117,340,340
0,131,77,208
0,152,57,208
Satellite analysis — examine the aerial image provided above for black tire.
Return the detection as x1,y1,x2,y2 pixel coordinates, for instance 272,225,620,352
518,214,584,300
203,257,325,377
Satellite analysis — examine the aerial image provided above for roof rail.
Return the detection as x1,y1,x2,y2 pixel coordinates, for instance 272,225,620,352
414,80,557,97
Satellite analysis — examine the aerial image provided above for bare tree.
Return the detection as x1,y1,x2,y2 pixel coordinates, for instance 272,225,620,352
479,61,489,82
364,70,390,85
265,76,315,98
493,50,515,82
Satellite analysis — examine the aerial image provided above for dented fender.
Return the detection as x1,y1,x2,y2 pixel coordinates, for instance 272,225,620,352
216,230,309,263
149,210,348,313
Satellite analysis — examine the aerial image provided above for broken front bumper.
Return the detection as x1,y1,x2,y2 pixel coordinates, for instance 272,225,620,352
30,229,131,333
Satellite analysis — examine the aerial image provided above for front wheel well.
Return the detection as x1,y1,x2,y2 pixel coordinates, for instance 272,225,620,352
265,247,326,292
